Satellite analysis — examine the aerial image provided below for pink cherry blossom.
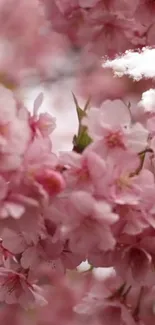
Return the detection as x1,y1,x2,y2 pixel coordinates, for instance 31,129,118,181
0,267,47,308
59,150,101,191
30,93,56,137
0,0,155,323
58,191,119,254
89,151,145,205
75,268,136,325
83,99,148,155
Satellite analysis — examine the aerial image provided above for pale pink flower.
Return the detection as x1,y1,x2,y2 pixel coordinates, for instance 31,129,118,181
1,228,27,254
20,235,63,271
23,134,57,172
59,150,95,191
0,184,40,221
60,191,118,254
75,268,136,325
97,155,155,207
30,93,56,137
0,195,44,248
116,244,153,285
60,241,84,269
83,99,148,155
91,232,155,286
115,205,149,236
0,267,47,308
17,134,65,198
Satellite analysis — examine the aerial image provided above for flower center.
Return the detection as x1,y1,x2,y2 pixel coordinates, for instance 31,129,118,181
105,131,125,149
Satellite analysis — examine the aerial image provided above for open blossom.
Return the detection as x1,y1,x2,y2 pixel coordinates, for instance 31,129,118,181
29,93,56,137
18,134,65,199
86,151,151,206
57,191,119,254
0,267,47,308
59,150,106,191
83,99,148,155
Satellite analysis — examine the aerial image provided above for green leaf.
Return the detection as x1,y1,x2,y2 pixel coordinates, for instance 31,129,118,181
73,128,92,153
72,94,92,153
84,96,91,112
72,92,86,123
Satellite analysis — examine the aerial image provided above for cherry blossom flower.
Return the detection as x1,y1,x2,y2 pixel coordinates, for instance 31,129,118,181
83,99,148,155
57,191,119,254
0,267,47,308
29,93,56,137
1,1,155,323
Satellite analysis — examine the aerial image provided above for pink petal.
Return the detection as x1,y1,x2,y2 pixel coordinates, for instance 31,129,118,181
33,92,44,115
5,202,25,219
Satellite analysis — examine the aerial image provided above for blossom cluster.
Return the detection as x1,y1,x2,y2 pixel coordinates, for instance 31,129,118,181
0,77,155,324
1,0,155,325
44,0,155,53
